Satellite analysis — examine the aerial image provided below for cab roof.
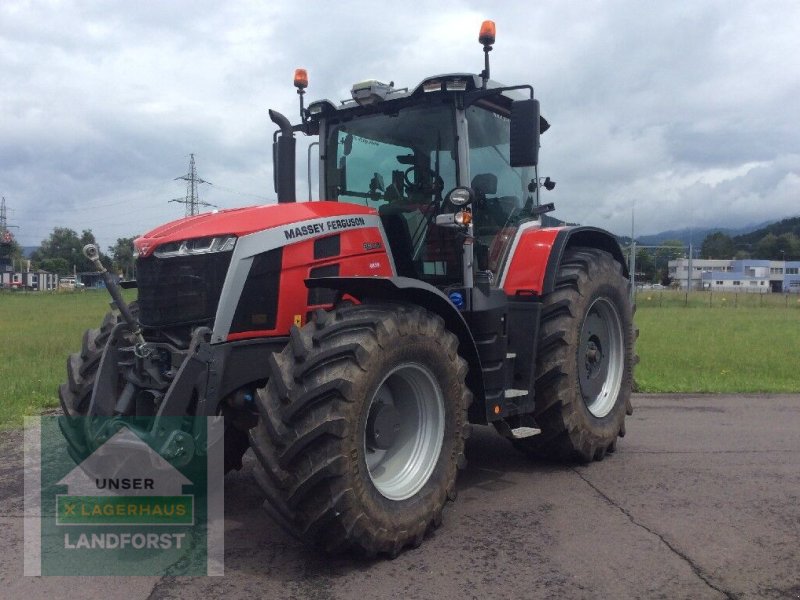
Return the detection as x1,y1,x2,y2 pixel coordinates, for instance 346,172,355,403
306,73,528,122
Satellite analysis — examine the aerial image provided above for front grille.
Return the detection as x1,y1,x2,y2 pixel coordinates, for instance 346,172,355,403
136,252,233,327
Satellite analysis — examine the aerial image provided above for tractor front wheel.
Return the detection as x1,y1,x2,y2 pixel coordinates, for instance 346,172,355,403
59,304,251,473
250,303,471,556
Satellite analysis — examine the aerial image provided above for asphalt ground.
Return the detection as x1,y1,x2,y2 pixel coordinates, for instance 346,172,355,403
2,393,799,600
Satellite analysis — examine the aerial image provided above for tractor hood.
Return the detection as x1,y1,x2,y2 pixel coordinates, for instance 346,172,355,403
134,201,376,258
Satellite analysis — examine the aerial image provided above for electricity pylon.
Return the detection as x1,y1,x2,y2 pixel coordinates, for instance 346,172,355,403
170,154,214,216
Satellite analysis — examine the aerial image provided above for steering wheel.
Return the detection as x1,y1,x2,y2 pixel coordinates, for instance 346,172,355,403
404,166,444,196
403,166,422,191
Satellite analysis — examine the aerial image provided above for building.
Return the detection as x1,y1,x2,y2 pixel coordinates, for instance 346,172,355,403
1,269,59,290
668,258,800,292
76,271,118,288
669,259,729,290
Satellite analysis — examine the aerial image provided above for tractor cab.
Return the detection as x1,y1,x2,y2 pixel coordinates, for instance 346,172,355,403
271,21,553,295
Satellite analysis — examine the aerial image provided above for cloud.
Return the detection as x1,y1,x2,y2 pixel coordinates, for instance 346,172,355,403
1,0,799,250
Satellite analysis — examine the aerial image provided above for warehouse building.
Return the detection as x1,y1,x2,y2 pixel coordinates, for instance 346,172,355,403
669,259,800,292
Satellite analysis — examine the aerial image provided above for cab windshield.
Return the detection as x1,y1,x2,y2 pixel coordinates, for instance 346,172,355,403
324,104,460,284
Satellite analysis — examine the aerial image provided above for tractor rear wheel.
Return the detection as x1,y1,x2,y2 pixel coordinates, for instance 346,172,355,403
517,247,634,462
250,303,471,556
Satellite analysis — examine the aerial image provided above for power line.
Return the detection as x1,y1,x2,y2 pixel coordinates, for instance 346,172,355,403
169,154,215,216
209,183,271,202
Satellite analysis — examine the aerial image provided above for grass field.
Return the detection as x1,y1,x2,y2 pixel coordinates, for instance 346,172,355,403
0,290,133,430
1,289,799,429
634,304,800,393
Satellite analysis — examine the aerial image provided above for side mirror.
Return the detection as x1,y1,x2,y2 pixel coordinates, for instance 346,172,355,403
509,99,540,167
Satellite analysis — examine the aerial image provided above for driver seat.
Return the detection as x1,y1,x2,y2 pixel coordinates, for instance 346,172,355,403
472,173,497,198
472,173,505,233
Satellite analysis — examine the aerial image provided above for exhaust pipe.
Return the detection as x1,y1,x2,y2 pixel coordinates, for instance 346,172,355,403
269,109,296,203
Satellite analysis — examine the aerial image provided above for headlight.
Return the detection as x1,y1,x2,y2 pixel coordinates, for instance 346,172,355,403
153,236,237,258
448,187,475,206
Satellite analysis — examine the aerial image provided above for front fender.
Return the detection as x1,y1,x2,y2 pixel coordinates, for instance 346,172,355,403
501,225,628,295
305,276,485,410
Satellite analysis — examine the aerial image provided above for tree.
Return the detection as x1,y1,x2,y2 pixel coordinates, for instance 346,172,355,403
655,239,685,263
776,233,800,260
753,233,800,260
31,227,108,273
635,248,655,282
39,257,70,276
754,233,779,260
108,237,136,279
649,239,685,287
700,232,735,259
0,236,23,269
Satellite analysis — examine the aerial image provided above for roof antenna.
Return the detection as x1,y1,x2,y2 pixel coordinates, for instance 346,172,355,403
479,20,496,89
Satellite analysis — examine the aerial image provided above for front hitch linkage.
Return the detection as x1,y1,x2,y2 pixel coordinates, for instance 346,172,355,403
82,243,148,353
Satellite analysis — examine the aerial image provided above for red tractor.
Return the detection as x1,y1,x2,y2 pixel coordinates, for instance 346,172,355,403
61,21,634,557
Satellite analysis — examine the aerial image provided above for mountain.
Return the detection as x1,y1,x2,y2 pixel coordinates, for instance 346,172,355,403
22,246,39,258
632,222,772,247
732,216,800,245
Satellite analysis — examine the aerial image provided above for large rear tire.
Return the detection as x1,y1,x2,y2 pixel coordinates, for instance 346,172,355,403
59,304,250,473
249,303,471,556
516,247,634,462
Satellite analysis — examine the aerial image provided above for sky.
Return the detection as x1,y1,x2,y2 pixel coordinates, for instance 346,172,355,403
2,0,799,250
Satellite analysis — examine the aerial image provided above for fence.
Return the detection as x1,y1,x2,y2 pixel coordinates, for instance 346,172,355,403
636,289,800,309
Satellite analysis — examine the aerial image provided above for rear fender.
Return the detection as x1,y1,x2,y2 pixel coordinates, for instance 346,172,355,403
305,276,485,410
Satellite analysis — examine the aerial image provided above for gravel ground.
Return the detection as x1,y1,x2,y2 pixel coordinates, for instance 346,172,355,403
2,393,799,599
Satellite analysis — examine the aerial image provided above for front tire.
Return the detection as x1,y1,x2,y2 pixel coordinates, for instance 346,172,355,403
517,247,635,462
249,303,471,556
59,304,250,473
59,307,130,419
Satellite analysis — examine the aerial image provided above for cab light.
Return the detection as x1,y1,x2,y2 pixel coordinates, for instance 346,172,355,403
448,187,474,206
422,80,443,93
445,78,467,91
294,68,308,90
454,210,472,225
479,20,496,45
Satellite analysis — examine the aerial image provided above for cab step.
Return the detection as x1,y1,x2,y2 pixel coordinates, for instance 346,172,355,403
510,426,541,439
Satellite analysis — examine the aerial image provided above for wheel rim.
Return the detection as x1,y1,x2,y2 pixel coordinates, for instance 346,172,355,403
364,363,445,501
578,297,624,418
